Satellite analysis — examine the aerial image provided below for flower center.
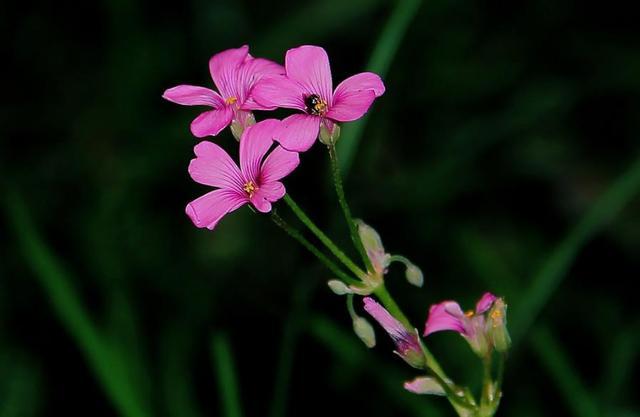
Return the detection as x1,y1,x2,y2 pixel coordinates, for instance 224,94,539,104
243,180,257,197
225,96,238,105
304,94,328,116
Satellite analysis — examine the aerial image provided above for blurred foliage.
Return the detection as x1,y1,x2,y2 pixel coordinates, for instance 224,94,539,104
2,0,640,416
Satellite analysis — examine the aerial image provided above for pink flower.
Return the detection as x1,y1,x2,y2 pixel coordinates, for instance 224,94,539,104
163,45,284,139
363,297,425,369
186,119,299,230
423,292,500,356
252,45,385,152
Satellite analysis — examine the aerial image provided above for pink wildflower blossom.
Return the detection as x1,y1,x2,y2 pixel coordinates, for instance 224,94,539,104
423,292,502,356
163,45,284,139
363,297,424,369
186,119,299,230
252,45,385,152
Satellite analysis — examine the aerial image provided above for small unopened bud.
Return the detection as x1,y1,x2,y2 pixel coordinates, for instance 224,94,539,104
230,111,256,141
363,298,425,368
353,316,376,348
327,280,351,295
405,263,424,287
319,121,341,146
403,376,446,396
356,220,390,275
488,298,511,353
395,342,427,369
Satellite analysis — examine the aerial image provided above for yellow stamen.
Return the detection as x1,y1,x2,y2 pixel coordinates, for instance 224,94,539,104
490,309,502,321
243,180,257,197
465,310,475,318
314,100,328,116
225,96,238,105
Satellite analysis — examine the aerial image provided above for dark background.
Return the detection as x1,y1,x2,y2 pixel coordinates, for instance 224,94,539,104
2,0,639,416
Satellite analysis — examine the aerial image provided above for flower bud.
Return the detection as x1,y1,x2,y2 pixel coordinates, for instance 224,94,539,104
394,340,427,369
364,298,425,369
353,316,376,348
403,376,446,396
356,220,390,275
319,121,340,146
230,111,256,141
327,279,351,295
487,298,511,353
405,263,424,287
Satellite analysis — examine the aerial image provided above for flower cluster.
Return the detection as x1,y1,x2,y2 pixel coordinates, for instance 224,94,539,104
166,44,511,417
164,45,384,229
363,292,510,395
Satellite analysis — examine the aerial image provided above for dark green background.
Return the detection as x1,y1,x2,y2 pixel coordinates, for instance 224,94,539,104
2,0,639,416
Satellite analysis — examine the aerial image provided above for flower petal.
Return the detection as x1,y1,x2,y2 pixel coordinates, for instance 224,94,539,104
363,297,410,344
404,377,446,396
334,72,385,98
475,292,498,314
190,107,233,137
186,188,247,230
188,141,244,190
239,58,286,110
250,181,285,213
326,89,376,122
423,301,467,337
239,119,280,182
162,85,225,107
209,45,250,99
276,114,320,152
251,75,306,111
260,146,300,183
285,45,333,102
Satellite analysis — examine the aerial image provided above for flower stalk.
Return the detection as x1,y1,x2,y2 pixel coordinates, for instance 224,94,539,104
328,144,375,274
270,212,358,285
283,194,367,280
167,43,510,417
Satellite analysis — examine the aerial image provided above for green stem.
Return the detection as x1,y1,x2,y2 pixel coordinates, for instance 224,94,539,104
328,144,375,273
416,340,476,414
283,194,367,280
346,294,357,319
271,212,359,285
495,353,505,401
372,284,412,329
480,355,493,410
388,254,411,265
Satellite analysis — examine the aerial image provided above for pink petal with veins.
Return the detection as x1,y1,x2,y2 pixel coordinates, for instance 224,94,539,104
260,146,300,183
423,301,467,337
327,89,376,122
188,141,243,190
208,45,250,100
190,107,234,137
239,119,280,183
239,58,285,110
186,189,247,230
285,45,333,103
276,114,321,152
162,85,225,107
334,72,385,98
250,181,286,213
251,75,307,111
